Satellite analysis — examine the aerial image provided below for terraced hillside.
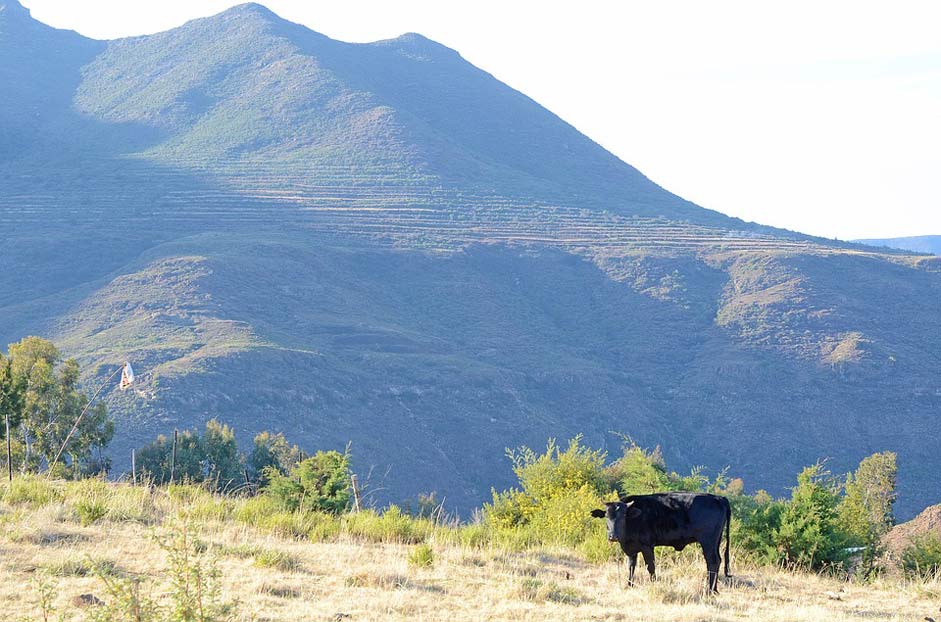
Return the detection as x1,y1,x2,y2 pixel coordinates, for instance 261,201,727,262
2,1,940,517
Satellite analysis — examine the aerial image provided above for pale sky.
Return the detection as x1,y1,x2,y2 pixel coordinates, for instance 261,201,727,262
19,0,941,240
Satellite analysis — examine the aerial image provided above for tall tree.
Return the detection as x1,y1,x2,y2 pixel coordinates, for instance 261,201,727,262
837,451,898,576
5,337,115,475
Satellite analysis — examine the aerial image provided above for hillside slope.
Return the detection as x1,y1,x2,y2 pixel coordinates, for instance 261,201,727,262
1,1,940,517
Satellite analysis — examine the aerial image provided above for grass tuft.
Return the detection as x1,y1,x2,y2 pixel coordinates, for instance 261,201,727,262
408,543,435,568
253,548,302,572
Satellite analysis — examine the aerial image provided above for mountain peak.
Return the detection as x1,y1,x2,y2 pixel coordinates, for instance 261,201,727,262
376,31,462,61
222,2,278,19
0,0,32,22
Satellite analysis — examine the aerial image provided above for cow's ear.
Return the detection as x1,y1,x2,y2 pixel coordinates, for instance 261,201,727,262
626,505,642,519
590,509,605,519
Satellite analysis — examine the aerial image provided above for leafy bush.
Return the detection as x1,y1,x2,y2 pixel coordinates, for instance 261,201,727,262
75,496,109,526
156,519,235,622
776,464,849,570
88,573,160,622
527,484,602,548
483,437,608,548
483,436,725,555
731,490,786,565
264,450,352,514
508,437,608,504
901,533,941,579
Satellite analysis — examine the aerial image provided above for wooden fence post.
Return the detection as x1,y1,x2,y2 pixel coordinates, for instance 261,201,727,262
131,448,137,486
351,474,362,512
169,429,178,484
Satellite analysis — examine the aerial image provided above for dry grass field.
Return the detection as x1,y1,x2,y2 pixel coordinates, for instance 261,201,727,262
1,480,938,621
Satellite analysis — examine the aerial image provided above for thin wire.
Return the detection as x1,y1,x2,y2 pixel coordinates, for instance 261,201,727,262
47,364,124,476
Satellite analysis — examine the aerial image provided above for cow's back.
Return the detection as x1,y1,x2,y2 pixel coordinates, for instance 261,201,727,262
624,493,727,546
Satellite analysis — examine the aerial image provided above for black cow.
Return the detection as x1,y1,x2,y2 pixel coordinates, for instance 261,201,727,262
590,492,731,592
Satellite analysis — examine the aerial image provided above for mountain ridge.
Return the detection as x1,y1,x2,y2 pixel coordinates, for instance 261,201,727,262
855,235,941,256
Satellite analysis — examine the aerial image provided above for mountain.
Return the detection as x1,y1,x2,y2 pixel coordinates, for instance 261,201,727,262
856,236,941,256
2,2,940,518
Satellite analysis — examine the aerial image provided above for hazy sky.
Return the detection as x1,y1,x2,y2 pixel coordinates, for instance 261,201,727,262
20,0,941,240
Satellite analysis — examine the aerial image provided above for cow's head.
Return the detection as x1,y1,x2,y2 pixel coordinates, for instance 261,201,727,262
590,501,639,543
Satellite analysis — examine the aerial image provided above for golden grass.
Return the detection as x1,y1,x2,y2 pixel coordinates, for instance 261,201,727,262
1,482,939,621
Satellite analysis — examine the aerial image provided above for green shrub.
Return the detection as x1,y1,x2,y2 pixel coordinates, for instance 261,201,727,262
508,437,608,505
732,490,786,565
836,451,897,577
88,574,160,622
577,526,619,563
264,450,351,514
408,543,435,568
483,437,607,551
2,475,61,507
528,484,602,548
776,464,849,570
75,496,109,526
155,519,235,621
901,533,941,579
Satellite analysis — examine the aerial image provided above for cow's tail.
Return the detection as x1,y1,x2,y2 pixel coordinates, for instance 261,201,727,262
723,498,732,578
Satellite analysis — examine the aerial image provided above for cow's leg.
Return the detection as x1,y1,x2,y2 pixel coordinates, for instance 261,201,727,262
701,543,721,593
627,553,637,587
641,548,656,581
